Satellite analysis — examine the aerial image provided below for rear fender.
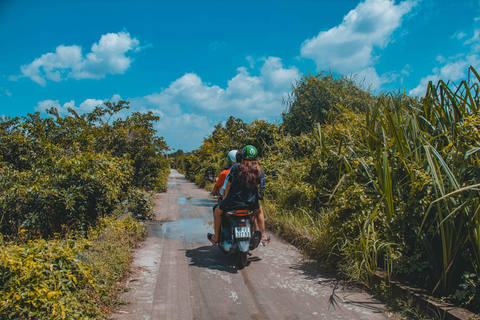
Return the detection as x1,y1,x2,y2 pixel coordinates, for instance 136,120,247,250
236,240,250,252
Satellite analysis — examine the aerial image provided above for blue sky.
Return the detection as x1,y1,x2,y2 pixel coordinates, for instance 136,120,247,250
1,0,479,151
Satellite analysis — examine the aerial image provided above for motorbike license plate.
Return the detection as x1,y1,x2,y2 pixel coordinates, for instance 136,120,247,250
234,227,250,238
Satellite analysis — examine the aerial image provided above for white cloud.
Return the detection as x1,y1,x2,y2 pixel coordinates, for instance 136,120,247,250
401,64,412,77
111,94,123,103
19,31,141,86
260,57,299,91
465,29,480,52
409,54,480,96
35,100,76,114
351,67,399,90
0,87,12,97
35,95,117,114
140,57,298,149
226,68,264,101
134,57,299,118
410,18,480,97
73,31,140,79
20,45,82,86
452,31,467,40
301,0,417,74
246,56,255,69
436,55,446,64
154,113,213,151
78,99,105,112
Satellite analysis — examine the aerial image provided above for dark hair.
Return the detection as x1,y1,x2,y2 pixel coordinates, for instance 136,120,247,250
235,150,243,163
238,160,261,189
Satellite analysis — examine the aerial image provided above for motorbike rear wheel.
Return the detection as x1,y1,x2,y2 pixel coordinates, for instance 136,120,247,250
237,251,248,269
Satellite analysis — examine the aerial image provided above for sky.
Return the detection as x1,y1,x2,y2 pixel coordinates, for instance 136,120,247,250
0,0,479,151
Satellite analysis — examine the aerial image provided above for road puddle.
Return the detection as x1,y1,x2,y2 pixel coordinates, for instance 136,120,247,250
157,195,216,243
171,176,187,180
158,215,212,244
177,195,216,207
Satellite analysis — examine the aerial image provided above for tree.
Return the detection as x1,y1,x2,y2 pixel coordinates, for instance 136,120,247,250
282,73,373,136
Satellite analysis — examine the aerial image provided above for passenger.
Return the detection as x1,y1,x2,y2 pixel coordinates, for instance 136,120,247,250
208,145,270,245
218,149,243,197
211,150,237,198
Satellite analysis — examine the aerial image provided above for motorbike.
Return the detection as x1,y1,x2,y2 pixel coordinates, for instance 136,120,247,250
217,206,262,269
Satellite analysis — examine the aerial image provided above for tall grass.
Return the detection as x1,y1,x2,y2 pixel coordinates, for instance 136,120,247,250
317,66,480,297
262,199,330,260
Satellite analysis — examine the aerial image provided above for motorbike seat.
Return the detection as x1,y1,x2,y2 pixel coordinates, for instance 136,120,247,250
223,206,252,216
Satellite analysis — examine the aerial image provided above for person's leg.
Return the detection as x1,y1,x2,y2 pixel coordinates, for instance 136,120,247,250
253,205,268,241
211,205,223,243
251,214,259,231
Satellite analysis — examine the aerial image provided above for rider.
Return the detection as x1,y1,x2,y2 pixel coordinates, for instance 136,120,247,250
208,145,270,245
211,150,237,197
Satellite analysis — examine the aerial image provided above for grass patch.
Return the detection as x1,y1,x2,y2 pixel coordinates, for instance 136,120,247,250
262,199,330,262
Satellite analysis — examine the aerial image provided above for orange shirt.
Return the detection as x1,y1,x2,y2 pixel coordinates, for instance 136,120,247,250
215,169,230,188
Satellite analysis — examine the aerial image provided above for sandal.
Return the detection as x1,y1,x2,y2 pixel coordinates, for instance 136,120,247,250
261,236,271,246
207,233,218,245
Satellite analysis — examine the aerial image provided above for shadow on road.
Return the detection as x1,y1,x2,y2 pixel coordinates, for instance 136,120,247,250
185,245,262,274
288,260,338,283
288,260,386,315
341,292,386,314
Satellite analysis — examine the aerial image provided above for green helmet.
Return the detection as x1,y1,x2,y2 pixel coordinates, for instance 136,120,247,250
242,145,258,160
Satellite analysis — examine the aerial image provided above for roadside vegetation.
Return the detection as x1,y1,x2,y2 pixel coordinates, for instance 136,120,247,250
0,102,169,319
172,67,480,314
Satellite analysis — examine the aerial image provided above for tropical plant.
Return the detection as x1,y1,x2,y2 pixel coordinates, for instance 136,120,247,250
281,72,374,136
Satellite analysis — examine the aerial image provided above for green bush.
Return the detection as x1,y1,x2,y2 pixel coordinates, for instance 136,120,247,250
0,217,145,320
281,72,374,136
127,190,154,220
0,101,170,238
0,237,96,319
0,151,133,238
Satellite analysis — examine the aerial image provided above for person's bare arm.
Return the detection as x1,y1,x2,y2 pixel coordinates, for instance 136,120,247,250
224,181,232,197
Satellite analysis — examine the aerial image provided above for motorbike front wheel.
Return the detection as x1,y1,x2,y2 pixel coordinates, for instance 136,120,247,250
237,251,248,269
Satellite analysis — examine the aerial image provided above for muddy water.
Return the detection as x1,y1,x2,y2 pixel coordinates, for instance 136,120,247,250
176,195,217,207
155,193,216,244
158,213,213,244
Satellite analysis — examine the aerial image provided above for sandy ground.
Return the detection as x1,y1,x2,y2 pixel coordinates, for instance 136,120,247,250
111,169,392,320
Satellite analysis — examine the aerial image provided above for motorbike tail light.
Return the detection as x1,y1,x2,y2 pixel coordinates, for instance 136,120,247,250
238,222,246,226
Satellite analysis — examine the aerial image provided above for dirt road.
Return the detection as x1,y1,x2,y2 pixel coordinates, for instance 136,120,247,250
112,169,390,320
